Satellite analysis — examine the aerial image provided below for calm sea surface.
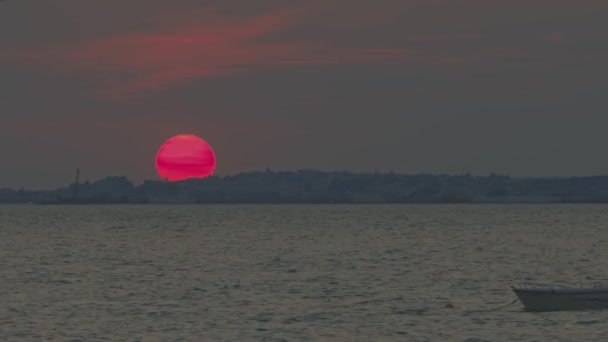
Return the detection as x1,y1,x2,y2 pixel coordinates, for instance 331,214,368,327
2,204,608,341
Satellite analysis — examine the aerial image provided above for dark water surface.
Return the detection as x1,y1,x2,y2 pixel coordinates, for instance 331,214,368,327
2,204,608,341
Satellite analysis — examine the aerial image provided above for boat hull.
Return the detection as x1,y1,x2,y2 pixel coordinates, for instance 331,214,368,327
512,285,608,312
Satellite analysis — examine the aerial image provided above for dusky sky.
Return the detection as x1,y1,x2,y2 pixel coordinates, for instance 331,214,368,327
1,0,607,189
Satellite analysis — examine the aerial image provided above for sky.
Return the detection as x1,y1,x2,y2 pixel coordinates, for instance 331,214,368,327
1,0,607,189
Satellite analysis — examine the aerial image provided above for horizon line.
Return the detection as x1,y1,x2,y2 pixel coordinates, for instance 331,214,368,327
4,168,608,192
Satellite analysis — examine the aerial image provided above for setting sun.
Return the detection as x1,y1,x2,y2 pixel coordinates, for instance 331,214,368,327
155,134,216,182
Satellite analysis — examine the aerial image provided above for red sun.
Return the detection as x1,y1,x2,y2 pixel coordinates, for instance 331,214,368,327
155,134,216,182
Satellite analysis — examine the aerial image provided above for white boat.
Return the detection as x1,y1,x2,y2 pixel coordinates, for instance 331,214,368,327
512,283,608,311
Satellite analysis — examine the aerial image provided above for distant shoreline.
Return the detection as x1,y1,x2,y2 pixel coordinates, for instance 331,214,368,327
3,170,608,205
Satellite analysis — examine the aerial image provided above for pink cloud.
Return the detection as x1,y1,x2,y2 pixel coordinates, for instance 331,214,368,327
1,5,520,99
6,6,316,99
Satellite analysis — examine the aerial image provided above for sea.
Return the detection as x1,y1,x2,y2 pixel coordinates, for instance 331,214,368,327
1,204,608,341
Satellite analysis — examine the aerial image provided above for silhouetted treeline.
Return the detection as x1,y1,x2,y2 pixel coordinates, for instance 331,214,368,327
2,170,608,204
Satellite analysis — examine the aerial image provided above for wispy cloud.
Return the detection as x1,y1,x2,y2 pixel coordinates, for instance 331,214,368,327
538,32,566,43
4,5,460,99
407,34,485,43
8,6,313,98
3,3,583,100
